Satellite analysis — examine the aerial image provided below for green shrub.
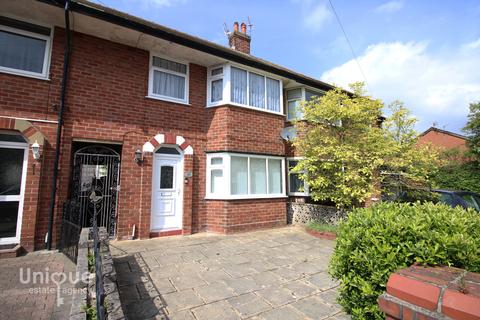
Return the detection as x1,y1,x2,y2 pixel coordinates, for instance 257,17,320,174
432,161,480,194
307,222,339,234
329,202,480,319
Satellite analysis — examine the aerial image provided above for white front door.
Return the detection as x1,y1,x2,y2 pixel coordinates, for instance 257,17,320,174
151,154,183,231
0,141,28,245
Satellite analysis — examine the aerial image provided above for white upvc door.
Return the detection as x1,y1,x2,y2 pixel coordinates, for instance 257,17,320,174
0,142,28,245
151,154,183,231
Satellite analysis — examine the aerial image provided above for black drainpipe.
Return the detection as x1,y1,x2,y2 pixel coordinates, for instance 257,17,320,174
46,0,71,250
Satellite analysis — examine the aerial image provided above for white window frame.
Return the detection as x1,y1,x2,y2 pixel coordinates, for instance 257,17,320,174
206,152,286,200
0,19,52,80
147,53,189,105
206,65,226,105
286,87,325,121
0,141,28,244
206,63,284,116
287,157,309,196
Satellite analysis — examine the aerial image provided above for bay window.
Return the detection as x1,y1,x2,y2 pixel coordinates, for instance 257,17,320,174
0,17,52,79
148,54,189,104
207,64,283,115
286,87,325,121
206,153,286,199
288,159,309,196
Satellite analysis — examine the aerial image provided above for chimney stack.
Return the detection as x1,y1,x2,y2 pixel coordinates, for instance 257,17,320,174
228,21,251,54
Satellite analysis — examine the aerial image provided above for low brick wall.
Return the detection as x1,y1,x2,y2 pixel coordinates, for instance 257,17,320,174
287,202,345,225
378,265,480,320
70,228,125,320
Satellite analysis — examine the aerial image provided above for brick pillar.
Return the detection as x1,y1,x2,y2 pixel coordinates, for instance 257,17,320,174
378,265,480,320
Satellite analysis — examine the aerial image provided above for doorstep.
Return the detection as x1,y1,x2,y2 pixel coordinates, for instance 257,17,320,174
149,229,183,238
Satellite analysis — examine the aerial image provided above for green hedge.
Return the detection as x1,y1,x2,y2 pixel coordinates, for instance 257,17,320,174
329,202,480,319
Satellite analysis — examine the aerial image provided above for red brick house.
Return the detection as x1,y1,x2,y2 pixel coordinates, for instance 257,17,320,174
418,127,468,152
0,0,332,252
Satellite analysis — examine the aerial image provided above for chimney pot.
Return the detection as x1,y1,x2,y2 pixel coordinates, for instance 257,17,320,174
228,21,251,54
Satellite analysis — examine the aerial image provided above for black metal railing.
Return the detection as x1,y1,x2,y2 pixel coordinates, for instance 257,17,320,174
59,201,82,263
91,192,106,320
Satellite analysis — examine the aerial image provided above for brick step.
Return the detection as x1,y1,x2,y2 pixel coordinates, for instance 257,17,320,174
0,244,23,259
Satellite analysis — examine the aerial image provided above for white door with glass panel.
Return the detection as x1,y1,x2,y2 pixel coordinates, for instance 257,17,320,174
151,154,183,231
0,140,28,244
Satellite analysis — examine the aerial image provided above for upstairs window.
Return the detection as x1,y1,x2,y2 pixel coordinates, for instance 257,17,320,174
148,55,189,104
206,153,285,199
207,64,283,115
209,67,224,103
286,87,325,121
0,16,52,79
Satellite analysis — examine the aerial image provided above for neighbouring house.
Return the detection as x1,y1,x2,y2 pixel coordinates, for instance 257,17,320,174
0,0,332,253
418,127,468,153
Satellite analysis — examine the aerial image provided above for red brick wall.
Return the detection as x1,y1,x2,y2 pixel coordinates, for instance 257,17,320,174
418,130,467,151
379,265,480,320
0,26,288,250
205,199,286,233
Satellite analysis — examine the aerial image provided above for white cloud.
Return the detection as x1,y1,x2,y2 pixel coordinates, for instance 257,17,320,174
375,1,404,13
303,1,332,31
321,39,480,131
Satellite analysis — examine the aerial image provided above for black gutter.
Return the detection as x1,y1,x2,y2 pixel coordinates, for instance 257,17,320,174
37,0,334,92
46,0,72,250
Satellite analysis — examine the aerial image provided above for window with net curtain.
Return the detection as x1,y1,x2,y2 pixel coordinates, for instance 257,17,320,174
210,67,223,103
0,18,51,77
231,67,247,105
228,66,280,112
207,154,284,198
151,56,187,101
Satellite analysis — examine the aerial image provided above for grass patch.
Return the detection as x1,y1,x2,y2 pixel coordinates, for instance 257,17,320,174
307,222,338,234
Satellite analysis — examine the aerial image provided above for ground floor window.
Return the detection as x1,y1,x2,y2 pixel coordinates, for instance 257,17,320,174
206,152,285,199
288,158,309,196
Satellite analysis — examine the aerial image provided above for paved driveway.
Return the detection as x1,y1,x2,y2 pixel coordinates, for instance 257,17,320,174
111,227,349,320
0,251,75,320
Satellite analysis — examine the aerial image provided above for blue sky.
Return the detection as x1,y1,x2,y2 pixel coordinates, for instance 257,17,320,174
92,0,480,134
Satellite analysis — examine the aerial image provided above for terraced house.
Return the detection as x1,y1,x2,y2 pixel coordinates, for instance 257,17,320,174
0,0,335,253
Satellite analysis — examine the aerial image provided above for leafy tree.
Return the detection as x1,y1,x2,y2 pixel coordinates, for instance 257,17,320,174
463,102,480,160
293,83,439,208
382,101,440,199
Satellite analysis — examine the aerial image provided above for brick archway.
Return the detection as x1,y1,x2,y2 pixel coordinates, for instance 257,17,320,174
142,133,193,154
0,117,46,146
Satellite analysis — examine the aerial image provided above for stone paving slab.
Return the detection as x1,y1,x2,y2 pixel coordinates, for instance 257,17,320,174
111,226,350,320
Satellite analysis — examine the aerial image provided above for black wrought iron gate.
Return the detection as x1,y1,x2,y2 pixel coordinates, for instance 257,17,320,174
60,145,120,262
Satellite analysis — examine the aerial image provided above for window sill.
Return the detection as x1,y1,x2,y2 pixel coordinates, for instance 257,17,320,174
205,194,288,200
206,102,285,117
145,95,191,106
0,68,50,81
288,193,309,197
